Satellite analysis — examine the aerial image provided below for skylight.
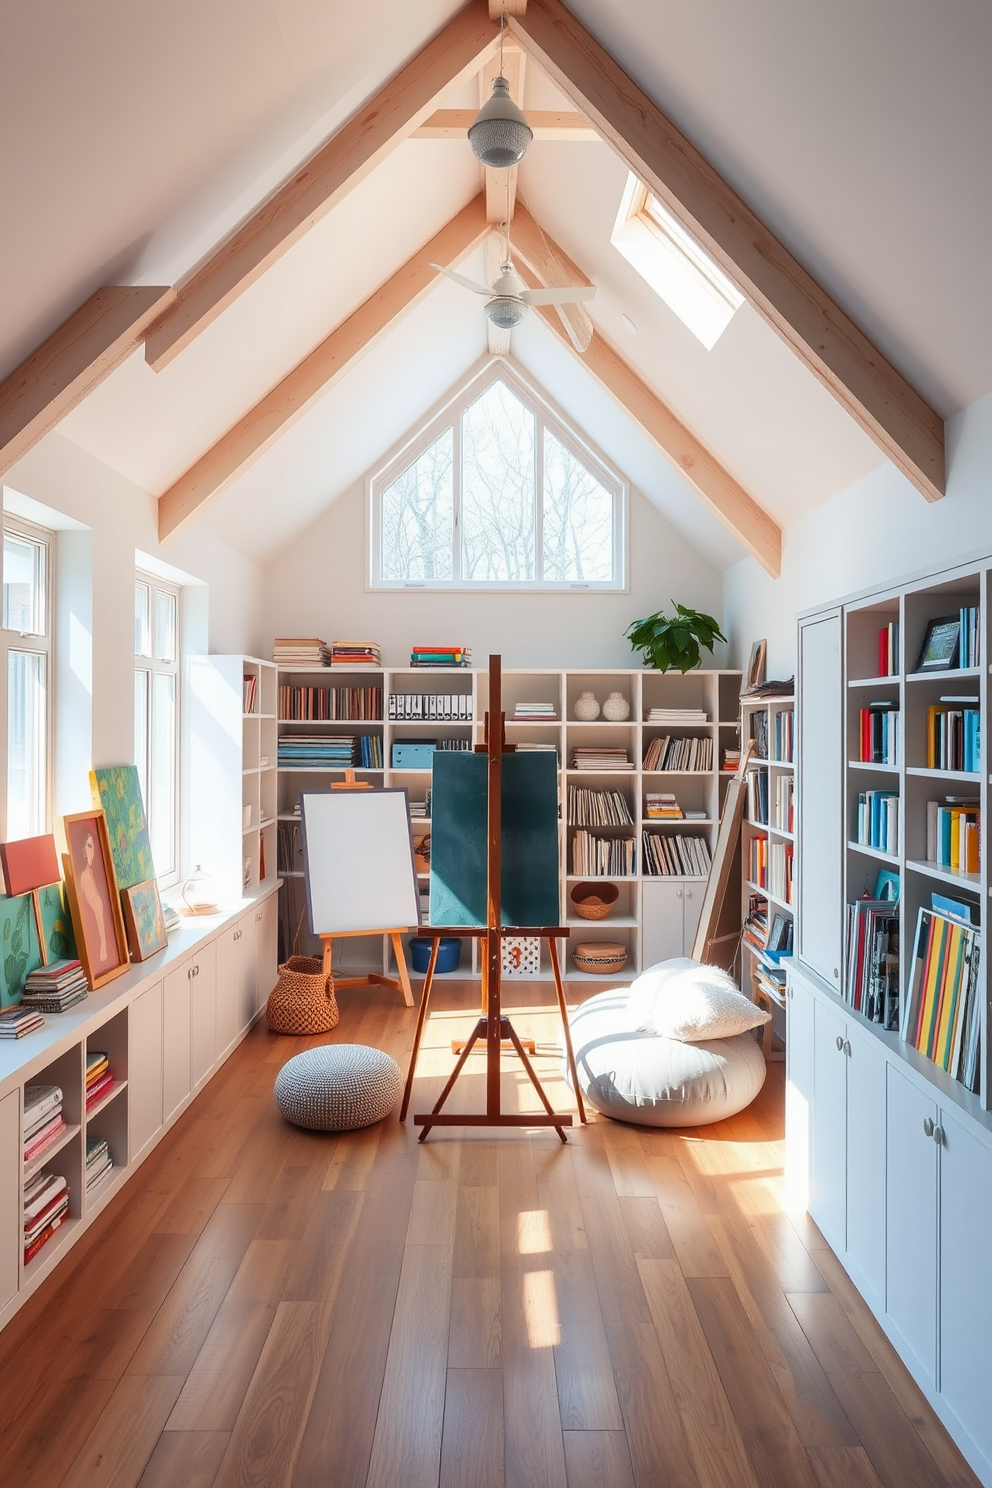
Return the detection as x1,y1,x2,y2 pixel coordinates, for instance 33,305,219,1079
610,174,744,349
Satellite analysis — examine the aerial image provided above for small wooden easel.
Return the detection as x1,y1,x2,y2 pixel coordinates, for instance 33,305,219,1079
318,770,414,1007
400,657,584,1141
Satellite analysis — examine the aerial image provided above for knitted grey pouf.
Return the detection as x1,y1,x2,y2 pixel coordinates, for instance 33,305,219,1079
274,1044,401,1132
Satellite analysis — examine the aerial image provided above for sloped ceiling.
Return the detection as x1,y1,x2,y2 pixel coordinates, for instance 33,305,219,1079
6,0,991,568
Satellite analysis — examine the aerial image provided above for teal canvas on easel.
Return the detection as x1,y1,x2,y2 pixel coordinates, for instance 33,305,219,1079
429,751,560,926
91,765,155,890
0,893,42,1008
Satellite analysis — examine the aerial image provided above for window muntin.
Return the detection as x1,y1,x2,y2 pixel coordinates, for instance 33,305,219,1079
135,574,180,885
371,367,624,590
2,519,51,842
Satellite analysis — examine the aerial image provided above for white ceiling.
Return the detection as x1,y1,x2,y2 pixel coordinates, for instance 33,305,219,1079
7,0,991,569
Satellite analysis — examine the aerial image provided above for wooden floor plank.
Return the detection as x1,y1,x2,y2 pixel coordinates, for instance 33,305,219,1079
606,1321,699,1488
562,1429,636,1488
127,1254,241,1378
439,1367,503,1488
448,1275,501,1368
136,1431,231,1488
807,1444,886,1488
553,1243,624,1430
60,1372,185,1488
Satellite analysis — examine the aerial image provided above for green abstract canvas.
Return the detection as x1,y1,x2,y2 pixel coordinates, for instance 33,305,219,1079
0,893,42,1008
90,765,155,890
40,882,76,962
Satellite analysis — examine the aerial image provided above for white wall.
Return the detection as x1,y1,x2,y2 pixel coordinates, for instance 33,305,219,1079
723,389,992,677
263,480,726,670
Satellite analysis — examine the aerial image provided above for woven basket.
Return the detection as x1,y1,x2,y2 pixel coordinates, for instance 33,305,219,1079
573,941,627,976
570,881,620,921
266,956,339,1036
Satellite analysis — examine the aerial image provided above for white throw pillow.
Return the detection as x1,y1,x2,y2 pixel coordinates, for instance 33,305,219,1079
627,958,770,1042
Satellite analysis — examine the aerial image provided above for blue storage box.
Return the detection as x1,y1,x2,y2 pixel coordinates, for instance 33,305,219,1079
391,742,437,769
409,936,462,973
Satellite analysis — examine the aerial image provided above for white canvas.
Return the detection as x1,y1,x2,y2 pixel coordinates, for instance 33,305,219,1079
300,790,420,935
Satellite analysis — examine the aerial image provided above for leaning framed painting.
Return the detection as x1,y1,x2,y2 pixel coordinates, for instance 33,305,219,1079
61,811,129,989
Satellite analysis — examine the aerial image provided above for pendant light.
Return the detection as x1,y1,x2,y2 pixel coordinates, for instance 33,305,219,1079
468,6,532,168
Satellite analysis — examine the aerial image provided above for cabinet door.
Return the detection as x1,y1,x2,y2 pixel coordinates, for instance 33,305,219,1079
163,962,192,1123
785,973,814,1209
810,998,848,1251
844,1022,886,1302
256,895,279,1013
885,1063,937,1382
641,881,687,967
938,1110,992,1460
0,1090,19,1310
215,928,239,1058
797,611,843,988
129,981,164,1159
190,941,217,1091
236,912,257,1033
681,884,703,954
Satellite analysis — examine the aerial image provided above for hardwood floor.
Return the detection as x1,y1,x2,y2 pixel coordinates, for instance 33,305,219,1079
0,979,980,1488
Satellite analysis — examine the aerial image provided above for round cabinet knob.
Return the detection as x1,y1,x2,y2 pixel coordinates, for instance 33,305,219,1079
923,1116,934,1137
933,1125,945,1145
836,1035,844,1051
843,1040,851,1056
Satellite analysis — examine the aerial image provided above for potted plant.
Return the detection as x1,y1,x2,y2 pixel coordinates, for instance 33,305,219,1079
624,603,726,673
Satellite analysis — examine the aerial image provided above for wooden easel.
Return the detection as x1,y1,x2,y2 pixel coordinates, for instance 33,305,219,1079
401,657,585,1141
317,769,414,1008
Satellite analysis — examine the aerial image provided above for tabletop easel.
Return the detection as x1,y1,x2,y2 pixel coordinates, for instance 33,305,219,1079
317,769,414,1007
400,657,585,1141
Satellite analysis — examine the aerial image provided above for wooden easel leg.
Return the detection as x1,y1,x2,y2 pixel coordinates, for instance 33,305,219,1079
418,1017,487,1142
548,937,585,1124
400,938,440,1122
389,932,415,1007
502,1017,567,1144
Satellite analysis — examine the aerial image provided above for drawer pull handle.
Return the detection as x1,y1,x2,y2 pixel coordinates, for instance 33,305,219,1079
923,1116,934,1138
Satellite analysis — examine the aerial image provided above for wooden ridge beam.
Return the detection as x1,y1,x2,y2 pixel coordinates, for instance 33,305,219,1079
484,235,512,354
481,44,525,224
510,0,945,503
414,108,596,140
145,2,499,372
489,0,527,15
512,199,593,351
0,286,174,478
157,196,490,543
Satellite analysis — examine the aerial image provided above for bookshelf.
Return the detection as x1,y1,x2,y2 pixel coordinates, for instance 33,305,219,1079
275,664,741,981
740,691,795,1027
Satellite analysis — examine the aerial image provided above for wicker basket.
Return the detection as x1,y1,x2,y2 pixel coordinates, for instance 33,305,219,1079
266,956,339,1036
570,881,620,921
573,941,627,976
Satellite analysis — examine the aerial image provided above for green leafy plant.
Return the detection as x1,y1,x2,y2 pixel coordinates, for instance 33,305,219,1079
625,602,727,673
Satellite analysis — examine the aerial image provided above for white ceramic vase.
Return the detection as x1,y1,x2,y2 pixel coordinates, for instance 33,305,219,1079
602,690,630,721
574,691,600,721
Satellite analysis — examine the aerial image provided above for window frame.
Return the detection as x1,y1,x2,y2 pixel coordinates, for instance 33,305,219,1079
369,362,628,592
1,514,53,842
134,571,182,890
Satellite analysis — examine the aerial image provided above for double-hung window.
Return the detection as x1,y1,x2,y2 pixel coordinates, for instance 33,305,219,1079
2,519,51,840
135,574,180,886
370,365,626,590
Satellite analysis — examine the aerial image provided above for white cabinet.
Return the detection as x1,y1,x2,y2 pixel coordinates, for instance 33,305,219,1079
641,880,701,966
190,941,217,1092
163,963,192,1123
215,924,240,1058
785,974,814,1209
885,1063,938,1382
844,1024,886,1299
0,1092,19,1311
796,611,843,989
939,1112,992,1464
236,912,257,1032
255,895,279,1013
129,980,164,1160
810,997,847,1250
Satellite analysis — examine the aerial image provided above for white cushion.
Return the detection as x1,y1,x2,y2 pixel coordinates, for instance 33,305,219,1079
627,957,769,1042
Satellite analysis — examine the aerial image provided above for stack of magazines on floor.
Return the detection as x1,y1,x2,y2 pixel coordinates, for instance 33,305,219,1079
85,1050,114,1112
0,1005,44,1038
23,1169,69,1264
85,1136,113,1196
22,958,88,1012
23,1085,66,1170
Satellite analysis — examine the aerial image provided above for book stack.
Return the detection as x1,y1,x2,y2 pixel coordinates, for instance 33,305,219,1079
641,832,711,876
642,735,714,771
644,707,708,725
513,702,556,720
746,767,769,826
773,708,794,762
927,701,980,772
926,799,980,873
410,645,471,668
645,793,683,819
844,897,900,1027
571,831,636,877
743,894,768,951
273,638,331,667
331,641,382,666
85,1136,113,1196
357,736,383,768
23,1170,69,1264
859,703,899,764
242,673,258,713
721,746,741,772
278,734,358,768
856,789,899,855
567,786,633,826
902,901,982,1089
515,742,559,758
85,1051,114,1113
279,684,383,720
0,1006,44,1038
23,1086,66,1171
572,746,634,772
878,621,899,676
409,792,431,820
22,959,88,1012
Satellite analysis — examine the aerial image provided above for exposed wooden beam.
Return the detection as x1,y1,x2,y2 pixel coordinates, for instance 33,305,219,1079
489,0,527,15
514,240,781,575
414,108,597,140
158,197,490,543
510,0,945,503
481,44,525,223
0,286,174,478
512,200,593,351
145,3,499,373
484,235,512,354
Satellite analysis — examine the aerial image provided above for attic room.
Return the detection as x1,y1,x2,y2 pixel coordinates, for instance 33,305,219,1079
1,1,991,1484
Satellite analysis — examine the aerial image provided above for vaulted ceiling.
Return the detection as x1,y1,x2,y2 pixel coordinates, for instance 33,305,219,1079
2,0,990,575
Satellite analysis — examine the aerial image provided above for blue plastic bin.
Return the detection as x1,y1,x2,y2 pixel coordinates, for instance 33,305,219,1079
409,936,462,973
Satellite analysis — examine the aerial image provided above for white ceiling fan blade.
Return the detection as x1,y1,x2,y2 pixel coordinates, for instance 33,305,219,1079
520,285,597,307
431,264,492,296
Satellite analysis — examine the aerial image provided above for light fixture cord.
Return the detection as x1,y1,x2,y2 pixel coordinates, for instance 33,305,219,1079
499,2,505,76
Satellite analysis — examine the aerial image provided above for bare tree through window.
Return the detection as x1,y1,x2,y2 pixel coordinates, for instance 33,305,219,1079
462,382,535,581
381,429,454,581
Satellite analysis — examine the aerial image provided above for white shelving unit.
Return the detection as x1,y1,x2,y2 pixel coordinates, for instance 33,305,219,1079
275,664,740,982
740,692,795,1019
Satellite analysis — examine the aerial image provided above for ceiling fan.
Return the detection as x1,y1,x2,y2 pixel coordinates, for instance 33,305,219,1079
432,256,596,331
